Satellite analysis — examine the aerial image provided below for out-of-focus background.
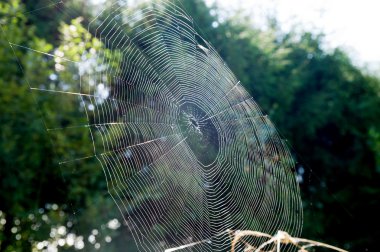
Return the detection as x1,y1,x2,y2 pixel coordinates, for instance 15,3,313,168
0,0,379,251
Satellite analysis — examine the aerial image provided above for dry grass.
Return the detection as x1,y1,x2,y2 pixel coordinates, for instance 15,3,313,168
165,230,348,252
229,230,348,252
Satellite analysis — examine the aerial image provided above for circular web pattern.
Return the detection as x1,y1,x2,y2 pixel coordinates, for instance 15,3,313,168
80,1,303,251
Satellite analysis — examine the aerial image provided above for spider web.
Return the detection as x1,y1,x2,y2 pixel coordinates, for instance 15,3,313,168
10,0,303,251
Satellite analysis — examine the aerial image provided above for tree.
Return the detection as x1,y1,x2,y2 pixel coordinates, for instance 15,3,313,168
0,1,119,251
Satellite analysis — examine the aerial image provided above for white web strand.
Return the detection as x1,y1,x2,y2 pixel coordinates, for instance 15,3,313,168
13,0,303,251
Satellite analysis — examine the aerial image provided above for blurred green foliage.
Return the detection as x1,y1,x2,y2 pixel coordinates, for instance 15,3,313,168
0,0,379,251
